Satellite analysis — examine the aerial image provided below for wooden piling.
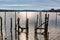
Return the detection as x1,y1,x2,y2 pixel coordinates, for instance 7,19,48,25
17,17,20,40
26,18,29,40
34,15,38,40
15,12,17,40
0,16,3,40
44,14,49,40
10,18,13,40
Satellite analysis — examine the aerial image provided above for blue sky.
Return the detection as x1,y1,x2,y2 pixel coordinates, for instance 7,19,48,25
0,0,60,10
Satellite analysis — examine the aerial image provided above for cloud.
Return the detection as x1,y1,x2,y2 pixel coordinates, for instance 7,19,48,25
0,4,32,6
0,7,18,10
30,1,59,6
0,0,60,8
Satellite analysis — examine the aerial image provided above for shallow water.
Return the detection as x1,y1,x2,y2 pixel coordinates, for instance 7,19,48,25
0,12,60,40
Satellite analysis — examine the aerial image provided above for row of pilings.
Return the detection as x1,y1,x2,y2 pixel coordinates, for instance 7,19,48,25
0,13,49,40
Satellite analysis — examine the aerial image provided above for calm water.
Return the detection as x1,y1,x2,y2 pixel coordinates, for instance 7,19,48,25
0,12,60,40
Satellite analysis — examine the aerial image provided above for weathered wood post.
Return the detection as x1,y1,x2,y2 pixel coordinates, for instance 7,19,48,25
4,12,7,40
15,12,17,40
44,14,49,40
26,18,29,40
0,16,3,40
34,15,38,40
39,12,42,40
10,18,13,40
17,17,20,40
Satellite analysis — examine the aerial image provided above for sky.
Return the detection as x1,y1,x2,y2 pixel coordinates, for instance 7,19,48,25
0,0,60,10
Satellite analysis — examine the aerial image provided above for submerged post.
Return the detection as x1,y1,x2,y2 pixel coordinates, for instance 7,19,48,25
4,12,7,40
39,12,42,40
10,18,13,40
56,12,57,27
44,14,49,40
26,11,29,40
0,16,3,40
17,17,20,40
26,18,29,40
34,15,38,40
15,12,17,40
